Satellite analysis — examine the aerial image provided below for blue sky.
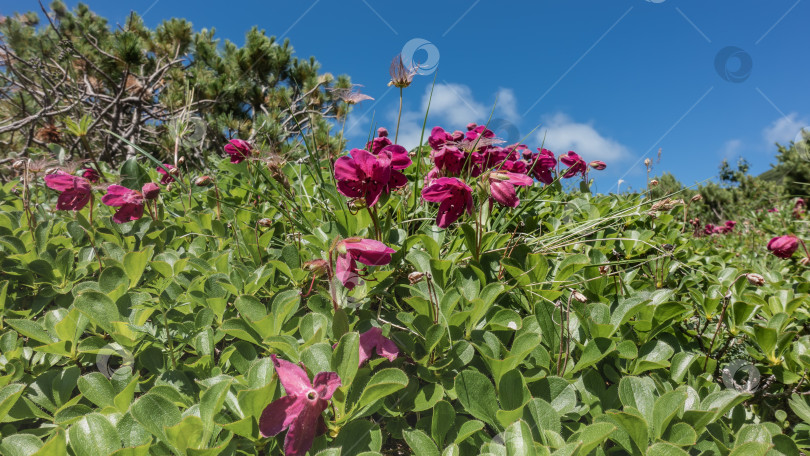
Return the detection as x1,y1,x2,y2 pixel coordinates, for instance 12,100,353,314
7,0,810,192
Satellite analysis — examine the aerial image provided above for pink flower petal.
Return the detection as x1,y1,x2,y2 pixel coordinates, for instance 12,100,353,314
271,354,312,396
312,372,341,400
259,395,302,437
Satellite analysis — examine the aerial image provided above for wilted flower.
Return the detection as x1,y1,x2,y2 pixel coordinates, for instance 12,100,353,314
691,194,703,202
486,171,533,208
303,259,329,276
44,171,92,211
649,179,659,187
259,355,341,456
767,235,799,259
157,164,178,184
101,185,144,223
224,139,253,164
141,182,160,200
334,237,395,290
422,177,474,228
358,327,399,366
746,273,766,286
589,161,607,170
559,151,587,179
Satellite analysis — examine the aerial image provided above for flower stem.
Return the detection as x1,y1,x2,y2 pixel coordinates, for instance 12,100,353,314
395,87,403,144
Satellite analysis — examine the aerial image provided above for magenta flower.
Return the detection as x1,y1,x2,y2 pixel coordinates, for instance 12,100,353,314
224,139,253,164
44,172,92,211
81,167,100,183
526,148,557,185
377,144,412,190
334,149,391,207
422,177,474,228
432,145,467,175
334,237,396,289
589,161,607,171
366,127,392,154
488,171,533,208
560,151,587,178
142,182,160,200
767,235,799,259
259,355,341,456
429,126,453,149
359,327,399,365
157,164,178,184
102,185,144,224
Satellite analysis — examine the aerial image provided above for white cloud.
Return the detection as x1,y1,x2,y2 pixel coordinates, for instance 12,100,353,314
393,83,520,150
494,87,519,124
763,113,809,145
721,139,743,159
538,113,630,162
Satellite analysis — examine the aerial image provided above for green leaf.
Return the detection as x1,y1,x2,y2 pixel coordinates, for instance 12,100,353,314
68,413,121,456
502,420,536,456
455,369,500,430
77,373,116,409
199,378,232,444
652,391,686,439
165,415,206,454
607,408,648,455
130,393,182,444
352,368,408,415
0,383,26,422
572,338,616,373
403,429,440,456
646,442,689,456
31,429,67,456
566,422,615,455
75,291,121,335
431,401,456,448
123,248,151,288
332,332,360,387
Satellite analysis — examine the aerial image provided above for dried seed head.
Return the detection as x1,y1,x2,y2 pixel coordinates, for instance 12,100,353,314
649,179,659,187
388,54,415,89
746,273,766,286
304,259,328,276
599,265,610,275
194,175,212,186
12,159,27,170
644,158,652,167
800,257,810,267
691,194,703,202
257,218,273,227
177,157,185,166
408,272,425,284
572,291,588,303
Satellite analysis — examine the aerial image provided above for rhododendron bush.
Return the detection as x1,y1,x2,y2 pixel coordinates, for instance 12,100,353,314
4,91,810,456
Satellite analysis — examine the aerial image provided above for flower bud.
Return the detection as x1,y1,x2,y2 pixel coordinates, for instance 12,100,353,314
691,194,703,202
177,157,185,165
257,218,273,227
142,182,160,200
746,273,766,286
408,272,425,284
194,175,212,186
572,291,588,303
644,158,652,167
377,127,389,138
589,160,607,171
649,179,659,187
